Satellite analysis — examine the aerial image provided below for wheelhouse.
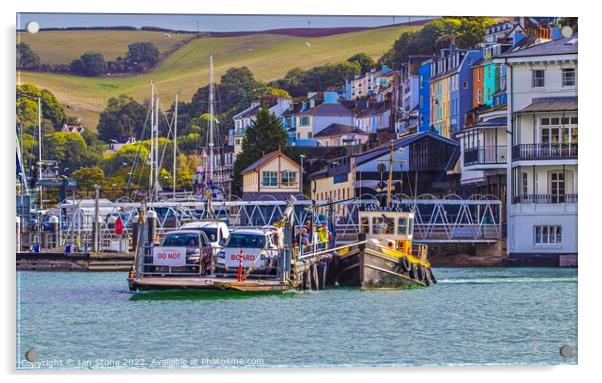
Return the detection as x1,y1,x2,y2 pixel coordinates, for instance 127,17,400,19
358,210,415,241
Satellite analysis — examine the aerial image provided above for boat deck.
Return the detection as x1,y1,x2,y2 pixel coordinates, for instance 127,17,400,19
130,276,291,292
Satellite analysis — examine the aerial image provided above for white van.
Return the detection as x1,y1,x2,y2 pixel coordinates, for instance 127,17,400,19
180,221,230,253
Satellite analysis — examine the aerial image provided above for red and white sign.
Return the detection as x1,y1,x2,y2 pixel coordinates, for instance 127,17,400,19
152,247,187,266
225,248,261,269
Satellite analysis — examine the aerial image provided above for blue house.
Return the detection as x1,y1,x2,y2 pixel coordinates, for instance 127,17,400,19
449,48,483,134
417,60,432,132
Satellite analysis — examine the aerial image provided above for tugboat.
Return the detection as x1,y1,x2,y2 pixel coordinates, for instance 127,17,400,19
334,142,436,289
334,208,435,288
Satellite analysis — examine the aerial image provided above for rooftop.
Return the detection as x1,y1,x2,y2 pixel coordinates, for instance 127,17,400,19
314,123,368,137
301,102,353,117
518,97,578,113
240,150,299,175
499,34,578,58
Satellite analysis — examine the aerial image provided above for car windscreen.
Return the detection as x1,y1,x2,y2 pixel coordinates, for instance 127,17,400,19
224,233,265,249
161,233,199,247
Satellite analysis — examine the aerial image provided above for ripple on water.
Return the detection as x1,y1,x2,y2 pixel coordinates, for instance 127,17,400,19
16,268,577,369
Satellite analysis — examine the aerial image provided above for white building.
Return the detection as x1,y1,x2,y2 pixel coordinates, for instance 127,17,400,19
496,34,578,257
297,97,355,139
456,107,507,198
232,96,292,157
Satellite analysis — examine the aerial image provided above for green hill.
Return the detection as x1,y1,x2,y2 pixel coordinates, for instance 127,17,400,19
18,24,419,129
18,30,195,65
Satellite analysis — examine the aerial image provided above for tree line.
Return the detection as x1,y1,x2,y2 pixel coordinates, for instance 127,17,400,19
17,41,161,76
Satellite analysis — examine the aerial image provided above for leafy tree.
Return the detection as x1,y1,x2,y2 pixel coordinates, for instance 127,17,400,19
347,53,375,73
216,66,259,114
378,17,494,69
43,132,92,171
176,66,260,139
231,108,287,195
97,95,147,142
125,42,160,71
70,51,107,76
270,62,361,97
72,167,105,190
248,86,291,101
16,42,40,69
17,83,66,129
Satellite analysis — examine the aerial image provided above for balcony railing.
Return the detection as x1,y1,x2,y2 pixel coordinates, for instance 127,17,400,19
512,194,578,204
464,146,507,166
512,143,578,161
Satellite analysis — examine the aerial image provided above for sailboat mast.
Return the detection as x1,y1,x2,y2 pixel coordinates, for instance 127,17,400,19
38,97,43,210
173,94,178,199
149,82,155,197
154,93,160,198
208,55,215,184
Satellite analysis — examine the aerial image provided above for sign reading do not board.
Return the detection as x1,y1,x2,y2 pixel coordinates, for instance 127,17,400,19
152,247,187,266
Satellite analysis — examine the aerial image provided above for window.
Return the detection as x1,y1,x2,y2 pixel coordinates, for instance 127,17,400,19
300,116,310,126
550,172,565,203
281,171,297,187
562,68,575,87
463,81,468,89
532,70,545,87
360,217,369,234
534,225,562,244
477,89,482,104
261,171,278,187
540,116,578,145
521,172,528,196
398,217,407,235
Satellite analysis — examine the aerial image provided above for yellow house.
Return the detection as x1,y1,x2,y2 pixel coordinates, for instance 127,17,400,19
310,157,356,216
241,150,302,200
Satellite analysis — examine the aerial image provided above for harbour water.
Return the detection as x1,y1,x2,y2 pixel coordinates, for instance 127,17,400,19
16,268,577,369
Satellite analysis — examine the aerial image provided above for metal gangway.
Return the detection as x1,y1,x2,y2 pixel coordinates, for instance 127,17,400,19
37,193,502,253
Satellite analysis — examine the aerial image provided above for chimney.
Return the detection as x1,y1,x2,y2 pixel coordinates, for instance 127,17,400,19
536,26,551,40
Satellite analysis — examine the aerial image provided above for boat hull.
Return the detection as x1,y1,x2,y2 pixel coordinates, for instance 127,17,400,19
335,244,433,289
128,276,292,292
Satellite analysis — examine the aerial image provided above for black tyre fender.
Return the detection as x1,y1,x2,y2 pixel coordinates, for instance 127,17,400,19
401,256,411,272
417,265,426,282
424,269,432,286
429,268,437,284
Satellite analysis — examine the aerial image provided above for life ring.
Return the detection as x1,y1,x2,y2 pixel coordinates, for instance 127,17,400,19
401,256,411,272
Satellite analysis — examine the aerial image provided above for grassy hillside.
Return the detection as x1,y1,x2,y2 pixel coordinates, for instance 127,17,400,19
17,30,195,65
18,24,419,129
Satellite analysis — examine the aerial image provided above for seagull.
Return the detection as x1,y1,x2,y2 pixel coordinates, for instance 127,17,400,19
305,42,311,47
